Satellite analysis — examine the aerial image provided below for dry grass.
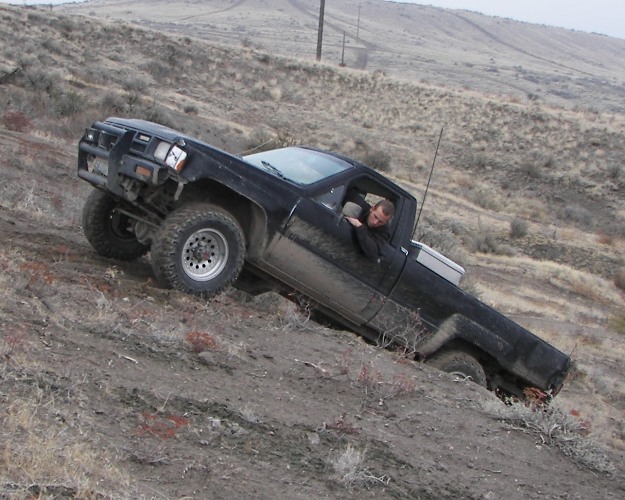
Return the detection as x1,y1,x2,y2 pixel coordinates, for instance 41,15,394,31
614,268,625,292
0,363,132,498
473,255,623,321
329,444,390,490
610,310,625,334
273,299,314,331
483,396,615,474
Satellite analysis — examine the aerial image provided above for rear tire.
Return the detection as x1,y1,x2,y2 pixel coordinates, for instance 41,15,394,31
82,189,149,261
427,349,487,387
151,203,245,298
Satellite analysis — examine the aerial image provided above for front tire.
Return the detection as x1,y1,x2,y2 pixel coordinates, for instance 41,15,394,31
82,189,149,261
151,203,245,297
427,349,487,387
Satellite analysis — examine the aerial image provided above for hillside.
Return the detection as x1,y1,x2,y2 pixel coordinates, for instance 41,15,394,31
60,0,625,113
1,3,624,498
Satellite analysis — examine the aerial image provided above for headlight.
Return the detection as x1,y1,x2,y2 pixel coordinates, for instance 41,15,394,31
83,128,117,150
154,141,188,173
165,145,188,172
84,128,100,143
154,141,171,162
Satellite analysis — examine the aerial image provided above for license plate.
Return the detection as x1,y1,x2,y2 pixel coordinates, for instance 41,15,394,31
93,159,108,176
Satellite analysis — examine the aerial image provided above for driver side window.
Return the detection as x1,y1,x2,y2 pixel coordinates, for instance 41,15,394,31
313,176,400,237
312,184,370,219
313,185,346,213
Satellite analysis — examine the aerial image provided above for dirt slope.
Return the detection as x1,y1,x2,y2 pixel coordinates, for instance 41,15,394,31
1,135,623,499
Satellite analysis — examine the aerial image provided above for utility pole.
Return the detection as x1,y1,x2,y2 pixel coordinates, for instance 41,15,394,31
340,31,348,67
316,0,325,61
356,3,361,42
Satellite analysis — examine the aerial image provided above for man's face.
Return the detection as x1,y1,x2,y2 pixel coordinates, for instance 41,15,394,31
367,205,391,228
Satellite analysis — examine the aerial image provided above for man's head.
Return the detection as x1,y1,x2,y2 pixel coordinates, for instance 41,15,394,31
367,199,394,228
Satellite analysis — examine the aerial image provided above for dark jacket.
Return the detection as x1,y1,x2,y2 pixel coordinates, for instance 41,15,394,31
354,208,391,260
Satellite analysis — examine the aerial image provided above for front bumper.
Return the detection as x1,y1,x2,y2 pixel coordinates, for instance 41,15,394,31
77,121,184,201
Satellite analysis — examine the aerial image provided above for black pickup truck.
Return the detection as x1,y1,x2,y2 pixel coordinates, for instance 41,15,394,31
77,117,571,398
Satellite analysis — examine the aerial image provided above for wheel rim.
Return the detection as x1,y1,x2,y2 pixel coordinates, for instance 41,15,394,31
447,370,472,381
181,228,229,281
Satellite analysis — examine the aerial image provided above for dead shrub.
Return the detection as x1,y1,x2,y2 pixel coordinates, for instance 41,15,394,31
469,230,499,254
613,267,625,292
136,412,190,439
483,396,613,474
378,309,429,359
382,373,416,399
20,261,56,285
244,127,277,153
55,90,83,117
561,205,592,227
510,217,529,238
1,110,31,132
329,444,390,490
139,104,175,128
607,163,622,181
275,299,312,330
141,60,170,81
359,149,392,172
23,67,60,95
357,362,383,393
596,231,614,245
185,331,219,352
609,310,625,334
121,77,148,109
323,413,360,435
1,324,27,360
184,102,199,115
100,92,127,114
248,83,272,101
521,161,542,178
470,189,502,211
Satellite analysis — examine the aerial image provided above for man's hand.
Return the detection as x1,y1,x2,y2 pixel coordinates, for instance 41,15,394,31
345,216,362,228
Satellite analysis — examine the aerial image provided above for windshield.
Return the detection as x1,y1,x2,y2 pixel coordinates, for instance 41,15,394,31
243,147,353,185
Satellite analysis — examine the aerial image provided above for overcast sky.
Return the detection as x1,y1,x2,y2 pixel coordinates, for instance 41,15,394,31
10,0,625,40
398,1,625,40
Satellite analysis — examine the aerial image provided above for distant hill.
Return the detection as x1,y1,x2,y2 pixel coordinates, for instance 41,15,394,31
61,0,625,113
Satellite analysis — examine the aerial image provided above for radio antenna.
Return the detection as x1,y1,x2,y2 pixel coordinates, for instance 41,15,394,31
415,127,444,229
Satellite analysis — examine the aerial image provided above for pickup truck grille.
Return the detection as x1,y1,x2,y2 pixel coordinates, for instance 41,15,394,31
130,132,152,155
130,140,148,155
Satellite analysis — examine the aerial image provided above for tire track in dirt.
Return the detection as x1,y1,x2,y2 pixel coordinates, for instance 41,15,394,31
450,12,596,77
177,0,249,22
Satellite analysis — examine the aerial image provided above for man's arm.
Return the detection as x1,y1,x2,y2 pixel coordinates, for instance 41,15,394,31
345,219,389,260
355,225,385,259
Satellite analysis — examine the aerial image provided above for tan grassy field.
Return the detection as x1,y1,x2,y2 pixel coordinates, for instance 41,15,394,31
0,2,624,497
61,0,625,113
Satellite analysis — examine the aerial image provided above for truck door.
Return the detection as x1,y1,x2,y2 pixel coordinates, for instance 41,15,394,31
263,177,407,325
